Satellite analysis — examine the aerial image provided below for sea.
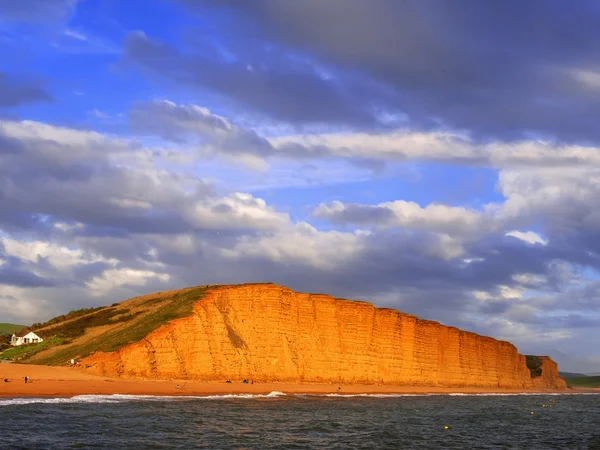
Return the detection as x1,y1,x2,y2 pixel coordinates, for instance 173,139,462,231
0,392,599,449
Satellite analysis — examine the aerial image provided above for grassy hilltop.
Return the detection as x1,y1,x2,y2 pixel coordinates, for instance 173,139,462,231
0,323,26,335
0,285,216,365
559,371,588,378
564,376,600,388
559,371,600,388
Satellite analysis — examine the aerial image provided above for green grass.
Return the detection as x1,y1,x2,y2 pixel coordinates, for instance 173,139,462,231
0,323,26,335
565,376,600,388
0,337,63,361
31,306,107,330
33,286,210,366
40,307,138,342
559,371,588,378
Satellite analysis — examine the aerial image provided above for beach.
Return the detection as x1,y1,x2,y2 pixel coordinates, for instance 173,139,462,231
2,364,600,449
0,364,593,398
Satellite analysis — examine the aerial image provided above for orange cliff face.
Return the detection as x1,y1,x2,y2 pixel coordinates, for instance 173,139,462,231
529,356,567,389
82,284,566,389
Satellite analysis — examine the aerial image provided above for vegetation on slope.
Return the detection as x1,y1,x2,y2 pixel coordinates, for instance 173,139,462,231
30,307,107,330
565,376,600,388
0,323,26,335
38,307,139,342
0,337,63,361
0,324,27,353
559,371,588,378
23,285,212,366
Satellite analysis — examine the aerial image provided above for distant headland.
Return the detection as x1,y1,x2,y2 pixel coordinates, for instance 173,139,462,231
1,283,566,391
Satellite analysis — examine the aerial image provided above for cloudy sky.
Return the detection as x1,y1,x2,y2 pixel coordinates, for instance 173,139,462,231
1,0,600,372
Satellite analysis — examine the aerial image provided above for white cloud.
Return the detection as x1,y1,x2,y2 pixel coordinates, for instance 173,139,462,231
315,199,495,238
130,100,273,163
88,108,109,119
385,200,492,234
497,167,600,247
505,230,548,246
272,130,600,168
0,285,52,324
64,28,87,41
1,238,116,273
485,317,572,343
108,197,153,210
221,222,363,269
128,101,600,171
183,192,290,232
511,273,547,286
571,69,600,90
0,120,122,152
53,222,84,232
87,268,171,296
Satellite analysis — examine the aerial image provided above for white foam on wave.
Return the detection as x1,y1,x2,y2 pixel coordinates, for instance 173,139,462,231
199,391,287,400
323,393,425,398
322,392,600,398
0,394,134,407
447,393,522,396
0,391,288,407
1,390,596,406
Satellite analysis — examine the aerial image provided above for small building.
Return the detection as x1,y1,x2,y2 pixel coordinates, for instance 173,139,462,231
11,331,44,346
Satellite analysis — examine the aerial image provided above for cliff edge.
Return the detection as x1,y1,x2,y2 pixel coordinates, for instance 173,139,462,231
81,284,566,389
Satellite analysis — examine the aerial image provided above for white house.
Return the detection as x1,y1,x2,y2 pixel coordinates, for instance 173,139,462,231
11,331,44,346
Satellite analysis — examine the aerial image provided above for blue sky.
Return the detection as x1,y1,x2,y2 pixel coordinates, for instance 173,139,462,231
1,0,600,372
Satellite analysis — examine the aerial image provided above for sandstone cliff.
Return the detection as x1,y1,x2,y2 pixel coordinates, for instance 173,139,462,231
527,355,566,389
82,284,566,388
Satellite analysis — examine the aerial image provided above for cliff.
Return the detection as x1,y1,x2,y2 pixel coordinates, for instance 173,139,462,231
81,284,566,389
527,355,566,389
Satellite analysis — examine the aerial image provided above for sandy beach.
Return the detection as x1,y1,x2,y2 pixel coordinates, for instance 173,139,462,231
0,364,595,398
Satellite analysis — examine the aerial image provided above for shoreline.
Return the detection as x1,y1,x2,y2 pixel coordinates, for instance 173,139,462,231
1,364,596,398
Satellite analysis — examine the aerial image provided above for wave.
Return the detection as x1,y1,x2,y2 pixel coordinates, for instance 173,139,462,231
198,391,287,400
321,392,600,398
323,393,425,398
1,390,597,406
0,391,288,406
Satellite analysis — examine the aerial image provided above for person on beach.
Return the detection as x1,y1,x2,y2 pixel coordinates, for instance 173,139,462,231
24,376,28,384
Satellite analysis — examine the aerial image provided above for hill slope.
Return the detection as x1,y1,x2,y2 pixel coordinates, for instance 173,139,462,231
559,371,588,378
565,376,600,388
13,285,214,365
4,283,566,389
0,323,26,335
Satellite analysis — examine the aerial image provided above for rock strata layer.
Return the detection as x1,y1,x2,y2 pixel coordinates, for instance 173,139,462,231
83,284,566,388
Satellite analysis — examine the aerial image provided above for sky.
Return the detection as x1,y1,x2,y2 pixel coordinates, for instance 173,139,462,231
1,0,600,373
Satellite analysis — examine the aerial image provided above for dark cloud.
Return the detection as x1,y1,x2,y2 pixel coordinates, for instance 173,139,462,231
0,73,51,108
178,0,600,142
314,202,394,226
0,0,76,22
0,120,214,236
0,257,56,288
130,100,274,157
123,31,380,126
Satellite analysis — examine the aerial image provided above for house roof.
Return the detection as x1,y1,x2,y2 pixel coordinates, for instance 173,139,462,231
14,329,43,338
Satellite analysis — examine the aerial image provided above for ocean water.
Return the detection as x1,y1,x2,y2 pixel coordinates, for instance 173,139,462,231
0,393,599,449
